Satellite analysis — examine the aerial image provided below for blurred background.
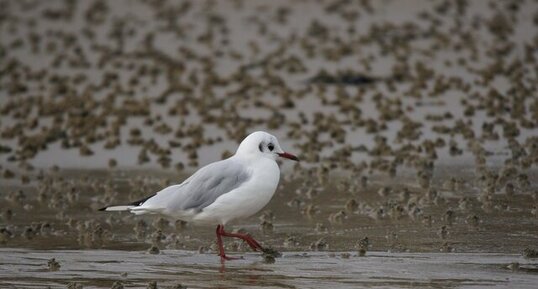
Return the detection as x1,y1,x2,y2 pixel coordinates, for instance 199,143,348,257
1,0,538,288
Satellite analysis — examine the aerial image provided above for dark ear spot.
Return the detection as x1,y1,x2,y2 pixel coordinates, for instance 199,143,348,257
258,142,263,152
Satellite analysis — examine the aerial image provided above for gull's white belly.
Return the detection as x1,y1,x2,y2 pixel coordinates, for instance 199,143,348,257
193,159,280,225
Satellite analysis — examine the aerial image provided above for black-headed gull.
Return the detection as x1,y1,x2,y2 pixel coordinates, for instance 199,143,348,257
100,131,299,261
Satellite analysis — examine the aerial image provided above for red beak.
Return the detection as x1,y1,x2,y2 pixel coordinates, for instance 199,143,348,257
278,152,299,161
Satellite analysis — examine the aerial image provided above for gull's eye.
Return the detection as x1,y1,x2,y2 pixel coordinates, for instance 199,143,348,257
268,143,274,151
259,143,263,152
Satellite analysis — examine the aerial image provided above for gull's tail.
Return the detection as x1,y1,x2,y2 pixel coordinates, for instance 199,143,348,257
98,194,155,212
98,205,136,212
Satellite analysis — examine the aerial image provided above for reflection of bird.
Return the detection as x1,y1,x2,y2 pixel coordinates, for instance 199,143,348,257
100,131,298,262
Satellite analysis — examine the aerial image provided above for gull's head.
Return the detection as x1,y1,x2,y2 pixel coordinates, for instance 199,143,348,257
236,131,299,162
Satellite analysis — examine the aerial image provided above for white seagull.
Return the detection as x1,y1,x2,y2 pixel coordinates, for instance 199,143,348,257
100,131,298,261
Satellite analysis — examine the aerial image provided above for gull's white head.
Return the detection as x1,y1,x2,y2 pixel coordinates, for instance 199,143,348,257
235,131,299,162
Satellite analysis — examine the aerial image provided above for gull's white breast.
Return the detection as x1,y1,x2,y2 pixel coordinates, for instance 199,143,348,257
193,157,280,225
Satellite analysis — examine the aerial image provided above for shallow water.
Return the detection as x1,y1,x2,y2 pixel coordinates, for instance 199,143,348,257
1,249,538,289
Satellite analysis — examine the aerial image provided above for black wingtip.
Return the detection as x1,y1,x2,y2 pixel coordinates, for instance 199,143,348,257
98,206,107,211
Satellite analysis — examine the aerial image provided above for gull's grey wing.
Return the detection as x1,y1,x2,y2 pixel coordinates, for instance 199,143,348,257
139,158,251,213
178,158,252,211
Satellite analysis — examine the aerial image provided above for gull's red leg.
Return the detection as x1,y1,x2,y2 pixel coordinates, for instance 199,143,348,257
216,224,242,262
242,235,263,251
218,227,264,251
216,225,226,261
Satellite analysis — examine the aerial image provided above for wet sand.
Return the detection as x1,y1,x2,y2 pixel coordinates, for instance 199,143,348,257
1,168,537,253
